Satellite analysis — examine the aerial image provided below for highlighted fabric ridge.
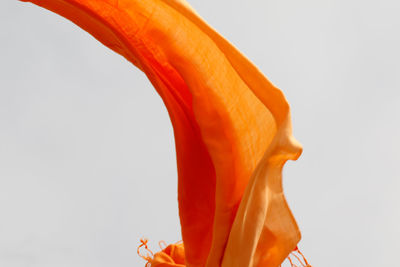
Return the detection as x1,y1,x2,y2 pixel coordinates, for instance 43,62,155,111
20,0,307,266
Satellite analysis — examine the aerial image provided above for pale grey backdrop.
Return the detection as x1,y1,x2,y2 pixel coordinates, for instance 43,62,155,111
0,0,399,266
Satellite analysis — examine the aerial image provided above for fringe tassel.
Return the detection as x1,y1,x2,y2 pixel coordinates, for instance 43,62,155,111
137,238,154,267
139,240,311,267
281,246,312,267
137,238,172,266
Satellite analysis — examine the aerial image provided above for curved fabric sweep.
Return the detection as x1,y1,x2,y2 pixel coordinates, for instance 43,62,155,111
20,0,303,266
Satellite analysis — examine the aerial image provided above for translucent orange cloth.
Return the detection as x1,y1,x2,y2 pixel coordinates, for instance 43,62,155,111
20,0,303,266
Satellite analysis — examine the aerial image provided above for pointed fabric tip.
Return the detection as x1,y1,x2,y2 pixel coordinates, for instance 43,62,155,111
21,0,307,266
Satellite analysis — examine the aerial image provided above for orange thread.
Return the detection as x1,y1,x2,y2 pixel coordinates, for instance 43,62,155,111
137,238,154,266
286,246,312,267
287,255,299,267
159,240,167,250
294,247,311,267
290,252,305,266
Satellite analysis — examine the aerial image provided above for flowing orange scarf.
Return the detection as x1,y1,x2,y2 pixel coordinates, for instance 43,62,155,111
20,0,309,266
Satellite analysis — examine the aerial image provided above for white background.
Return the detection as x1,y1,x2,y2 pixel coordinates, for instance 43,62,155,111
0,0,399,266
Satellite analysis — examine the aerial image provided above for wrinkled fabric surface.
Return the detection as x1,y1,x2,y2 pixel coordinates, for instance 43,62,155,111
20,0,303,266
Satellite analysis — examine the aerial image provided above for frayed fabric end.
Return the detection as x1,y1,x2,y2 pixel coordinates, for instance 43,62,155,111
282,246,312,267
137,239,185,267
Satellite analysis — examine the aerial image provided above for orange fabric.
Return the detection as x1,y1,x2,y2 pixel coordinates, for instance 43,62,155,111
152,243,186,267
20,0,303,266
